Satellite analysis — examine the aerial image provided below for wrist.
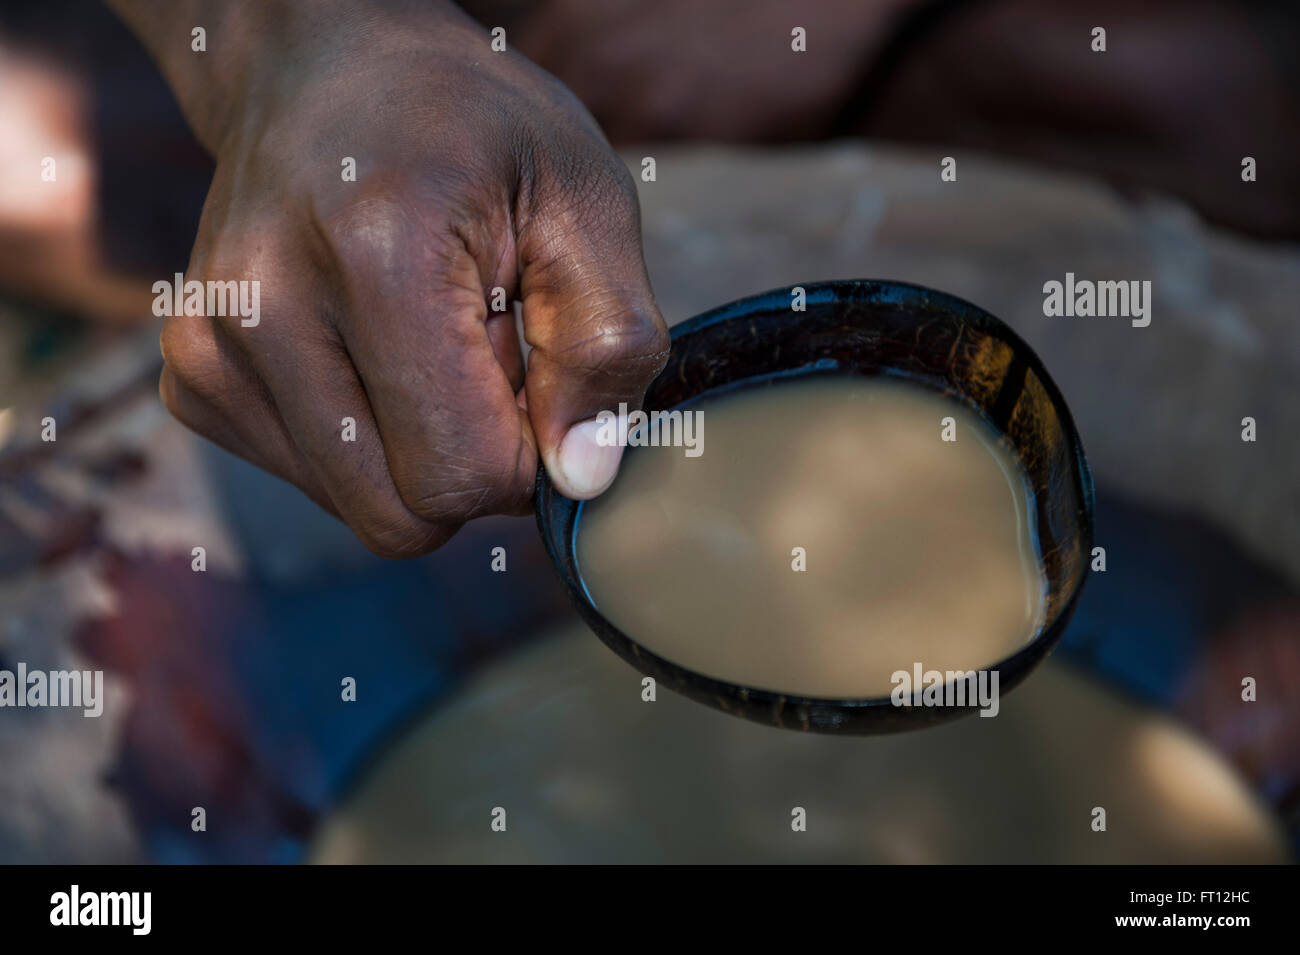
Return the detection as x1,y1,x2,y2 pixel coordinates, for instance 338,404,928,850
108,0,292,153
117,0,480,154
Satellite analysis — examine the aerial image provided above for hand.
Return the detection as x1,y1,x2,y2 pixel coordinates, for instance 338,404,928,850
117,0,668,557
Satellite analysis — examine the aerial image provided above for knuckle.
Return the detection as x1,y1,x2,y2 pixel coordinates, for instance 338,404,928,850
407,485,487,525
393,450,528,525
399,478,497,525
322,195,409,264
353,508,447,560
159,319,215,385
568,307,670,378
318,188,482,312
194,228,284,300
319,184,459,274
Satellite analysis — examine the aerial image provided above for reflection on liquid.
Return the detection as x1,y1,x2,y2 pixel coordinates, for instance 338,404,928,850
311,626,1289,864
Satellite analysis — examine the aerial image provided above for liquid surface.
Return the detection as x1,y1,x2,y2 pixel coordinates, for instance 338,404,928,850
576,377,1047,698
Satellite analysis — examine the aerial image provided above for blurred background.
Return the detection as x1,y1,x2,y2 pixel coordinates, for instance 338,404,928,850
1,0,1297,863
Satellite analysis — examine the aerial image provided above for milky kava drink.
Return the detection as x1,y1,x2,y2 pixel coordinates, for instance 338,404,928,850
577,376,1047,699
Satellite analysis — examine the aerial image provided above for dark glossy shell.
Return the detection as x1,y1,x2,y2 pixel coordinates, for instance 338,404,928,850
536,280,1094,733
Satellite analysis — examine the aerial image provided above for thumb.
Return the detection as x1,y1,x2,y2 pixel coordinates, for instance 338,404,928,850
519,180,669,499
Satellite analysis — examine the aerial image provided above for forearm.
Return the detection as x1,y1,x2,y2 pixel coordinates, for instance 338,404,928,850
105,0,282,151
106,0,498,155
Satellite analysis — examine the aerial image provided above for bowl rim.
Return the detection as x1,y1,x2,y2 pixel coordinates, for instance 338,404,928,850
535,278,1096,732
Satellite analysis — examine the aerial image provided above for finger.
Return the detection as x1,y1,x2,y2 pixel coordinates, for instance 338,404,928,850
322,198,538,523
240,320,460,558
486,307,525,394
158,366,339,519
518,163,669,499
188,227,464,557
159,316,337,515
